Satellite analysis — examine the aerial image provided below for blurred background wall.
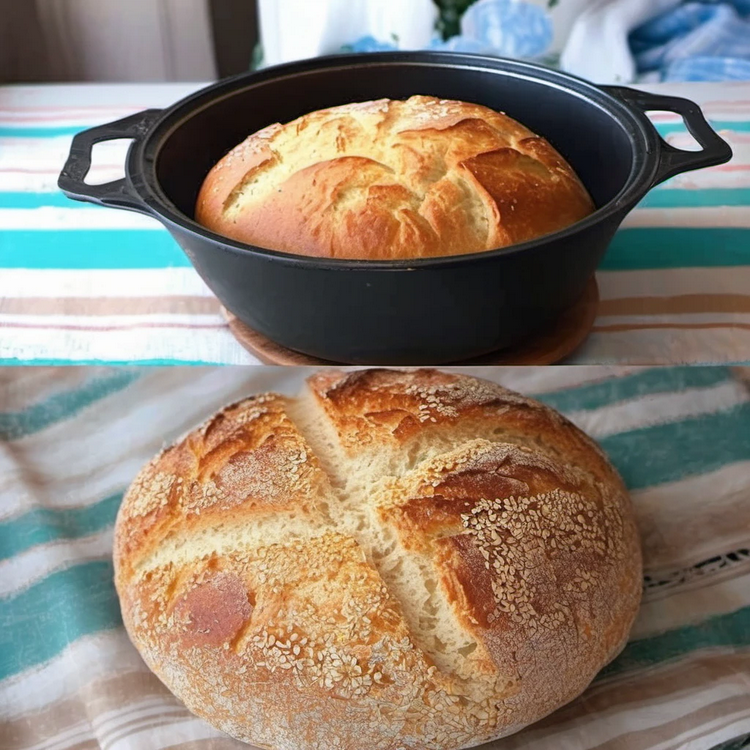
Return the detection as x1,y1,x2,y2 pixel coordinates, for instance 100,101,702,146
0,0,260,83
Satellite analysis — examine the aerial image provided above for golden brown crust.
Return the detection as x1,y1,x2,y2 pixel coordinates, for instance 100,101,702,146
306,368,619,484
115,369,641,750
113,393,331,578
195,96,595,260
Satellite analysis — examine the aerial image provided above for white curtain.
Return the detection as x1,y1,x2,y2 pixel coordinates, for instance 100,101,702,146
258,0,438,67
1,0,217,83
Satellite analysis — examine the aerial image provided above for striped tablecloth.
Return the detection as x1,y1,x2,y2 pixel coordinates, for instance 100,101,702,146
0,81,749,366
1,365,749,750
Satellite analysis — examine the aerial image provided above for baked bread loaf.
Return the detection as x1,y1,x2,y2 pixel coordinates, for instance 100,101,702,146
114,369,641,750
195,96,595,260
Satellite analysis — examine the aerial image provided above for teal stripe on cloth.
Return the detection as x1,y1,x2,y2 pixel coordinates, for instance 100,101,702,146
639,188,750,209
0,494,122,562
655,120,750,136
601,228,750,270
601,606,750,679
535,366,732,414
0,230,189,270
0,561,122,681
599,402,750,491
1,227,749,271
0,126,85,138
0,194,99,210
0,370,141,441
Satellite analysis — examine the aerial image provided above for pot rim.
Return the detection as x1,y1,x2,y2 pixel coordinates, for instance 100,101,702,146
129,52,659,272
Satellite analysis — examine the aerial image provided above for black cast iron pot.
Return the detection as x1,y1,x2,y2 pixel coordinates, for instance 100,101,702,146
58,52,732,364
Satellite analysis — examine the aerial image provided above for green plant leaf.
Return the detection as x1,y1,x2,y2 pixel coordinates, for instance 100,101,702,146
433,0,481,39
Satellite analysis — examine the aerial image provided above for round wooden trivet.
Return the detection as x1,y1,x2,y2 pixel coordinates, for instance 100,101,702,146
223,276,599,366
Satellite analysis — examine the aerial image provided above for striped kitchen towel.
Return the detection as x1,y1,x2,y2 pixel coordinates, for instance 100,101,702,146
1,365,749,749
0,82,750,365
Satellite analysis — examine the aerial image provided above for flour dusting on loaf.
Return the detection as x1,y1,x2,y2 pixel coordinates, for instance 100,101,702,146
195,96,595,259
114,369,641,750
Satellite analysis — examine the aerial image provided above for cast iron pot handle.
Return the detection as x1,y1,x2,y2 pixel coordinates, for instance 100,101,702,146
58,109,162,214
604,86,732,187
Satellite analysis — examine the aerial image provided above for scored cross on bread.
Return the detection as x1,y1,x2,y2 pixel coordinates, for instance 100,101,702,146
114,369,641,750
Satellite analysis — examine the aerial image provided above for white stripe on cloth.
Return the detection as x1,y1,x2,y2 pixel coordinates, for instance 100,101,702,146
624,207,750,229
0,269,214,299
0,368,95,411
25,704,195,750
0,326,258,365
0,136,127,169
0,529,113,599
593,313,750,326
0,208,163,231
20,722,94,750
634,572,750,640
505,669,750,750
0,313,227,329
667,162,750,190
667,131,750,150
596,268,750,299
633,459,750,517
17,700,184,750
0,631,144,716
459,365,648,395
0,311,225,327
633,460,750,570
0,170,126,193
0,454,146,523
651,714,750,750
92,704,195,750
0,135,129,193
106,717,227,750
566,378,749,439
570,327,750,365
666,132,750,167
0,110,139,126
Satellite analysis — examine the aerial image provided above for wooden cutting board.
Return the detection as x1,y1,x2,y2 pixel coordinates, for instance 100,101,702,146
223,276,599,366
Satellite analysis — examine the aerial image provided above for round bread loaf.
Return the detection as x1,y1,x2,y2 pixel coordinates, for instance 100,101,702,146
114,369,641,750
195,96,595,260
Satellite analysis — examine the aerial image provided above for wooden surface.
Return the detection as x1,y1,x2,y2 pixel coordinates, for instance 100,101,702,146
223,276,600,366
